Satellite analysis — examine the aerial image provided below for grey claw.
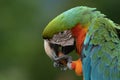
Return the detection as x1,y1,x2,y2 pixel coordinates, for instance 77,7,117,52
67,56,72,63
53,62,59,67
67,62,72,70
53,55,73,70
60,67,67,71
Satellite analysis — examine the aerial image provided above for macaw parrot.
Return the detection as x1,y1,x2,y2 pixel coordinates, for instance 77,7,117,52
42,6,120,80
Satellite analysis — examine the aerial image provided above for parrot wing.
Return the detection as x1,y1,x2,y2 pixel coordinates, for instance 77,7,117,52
115,24,120,38
82,18,120,80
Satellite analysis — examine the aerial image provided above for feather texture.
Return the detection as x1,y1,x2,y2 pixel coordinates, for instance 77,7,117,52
42,6,105,39
42,6,120,80
82,18,120,80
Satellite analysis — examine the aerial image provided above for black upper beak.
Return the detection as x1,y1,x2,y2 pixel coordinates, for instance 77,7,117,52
44,40,75,69
44,40,75,60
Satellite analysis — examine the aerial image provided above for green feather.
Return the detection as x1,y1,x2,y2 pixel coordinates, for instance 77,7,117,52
88,17,120,79
42,6,105,39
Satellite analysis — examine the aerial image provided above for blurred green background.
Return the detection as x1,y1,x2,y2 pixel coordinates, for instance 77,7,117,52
0,0,120,80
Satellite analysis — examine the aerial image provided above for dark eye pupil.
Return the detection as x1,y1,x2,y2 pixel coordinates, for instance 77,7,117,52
61,32,64,34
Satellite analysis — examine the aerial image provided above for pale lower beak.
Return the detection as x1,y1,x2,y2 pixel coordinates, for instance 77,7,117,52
44,40,57,60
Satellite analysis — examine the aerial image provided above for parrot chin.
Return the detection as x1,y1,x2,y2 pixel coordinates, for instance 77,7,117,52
44,39,75,69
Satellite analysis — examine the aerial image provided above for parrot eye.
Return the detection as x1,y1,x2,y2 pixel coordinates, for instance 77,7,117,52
49,30,74,46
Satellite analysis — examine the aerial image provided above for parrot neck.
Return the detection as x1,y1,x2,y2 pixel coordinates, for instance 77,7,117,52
71,24,88,55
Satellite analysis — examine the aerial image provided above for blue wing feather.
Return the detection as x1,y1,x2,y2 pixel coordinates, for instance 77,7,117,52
81,18,120,80
82,41,120,80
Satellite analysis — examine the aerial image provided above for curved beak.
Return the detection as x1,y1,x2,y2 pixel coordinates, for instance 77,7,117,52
44,40,57,60
44,40,74,67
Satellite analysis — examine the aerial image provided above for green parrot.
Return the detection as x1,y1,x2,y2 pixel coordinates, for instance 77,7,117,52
42,6,120,80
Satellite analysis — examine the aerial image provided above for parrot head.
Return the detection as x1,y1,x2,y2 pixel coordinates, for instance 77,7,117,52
42,6,104,69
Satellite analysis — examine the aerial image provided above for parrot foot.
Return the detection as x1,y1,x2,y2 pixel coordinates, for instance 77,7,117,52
53,55,72,70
